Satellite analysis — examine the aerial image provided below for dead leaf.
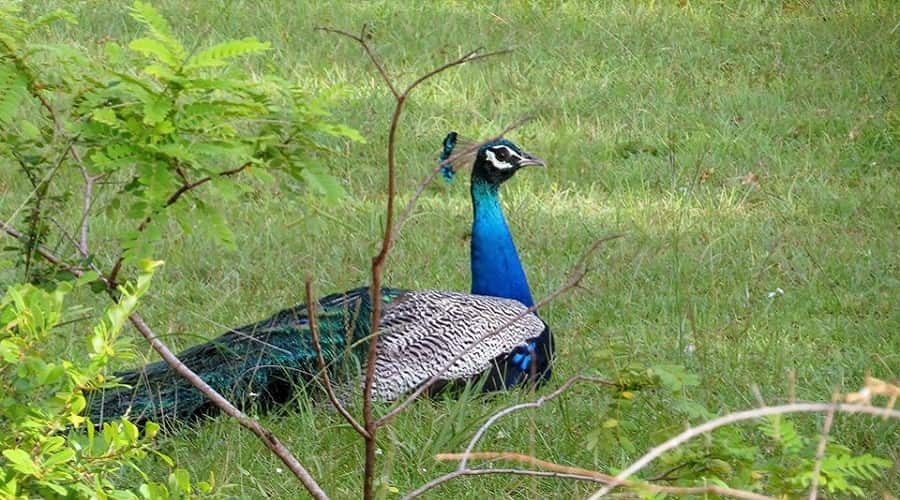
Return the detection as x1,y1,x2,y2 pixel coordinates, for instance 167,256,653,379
742,171,759,186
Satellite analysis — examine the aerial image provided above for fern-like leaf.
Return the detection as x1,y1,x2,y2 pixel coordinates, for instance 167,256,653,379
186,37,270,70
129,1,185,65
0,63,28,125
760,416,805,454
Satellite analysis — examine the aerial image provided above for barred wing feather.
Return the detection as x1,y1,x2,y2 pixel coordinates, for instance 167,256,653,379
372,290,544,400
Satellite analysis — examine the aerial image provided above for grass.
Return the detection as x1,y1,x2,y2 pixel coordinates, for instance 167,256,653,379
3,0,899,497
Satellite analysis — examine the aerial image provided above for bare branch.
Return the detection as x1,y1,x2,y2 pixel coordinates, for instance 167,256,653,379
1,222,329,499
431,452,775,500
403,48,511,97
377,234,623,427
460,375,616,469
319,24,516,500
126,315,329,499
107,161,252,285
587,402,900,499
807,392,839,500
305,279,370,438
314,25,399,98
405,467,605,498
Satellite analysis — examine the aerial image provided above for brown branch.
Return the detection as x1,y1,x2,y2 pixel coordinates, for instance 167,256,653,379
587,402,900,499
807,392,839,500
1,222,329,499
107,161,252,286
314,25,399,99
429,452,774,500
377,234,623,427
320,24,514,500
405,467,605,498
304,279,369,438
126,315,329,499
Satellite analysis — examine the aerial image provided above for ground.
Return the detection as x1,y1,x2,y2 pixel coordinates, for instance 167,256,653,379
4,0,898,497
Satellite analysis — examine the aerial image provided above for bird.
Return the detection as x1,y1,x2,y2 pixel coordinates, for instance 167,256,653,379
87,133,551,425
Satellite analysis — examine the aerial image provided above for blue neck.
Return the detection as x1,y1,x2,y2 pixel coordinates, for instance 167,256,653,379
470,179,535,307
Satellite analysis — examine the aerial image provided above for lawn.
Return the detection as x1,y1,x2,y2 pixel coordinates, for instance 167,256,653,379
3,0,898,497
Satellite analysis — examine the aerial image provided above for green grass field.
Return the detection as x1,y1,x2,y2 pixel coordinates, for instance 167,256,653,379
4,0,899,497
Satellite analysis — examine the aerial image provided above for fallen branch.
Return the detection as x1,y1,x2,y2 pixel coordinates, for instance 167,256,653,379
429,452,775,500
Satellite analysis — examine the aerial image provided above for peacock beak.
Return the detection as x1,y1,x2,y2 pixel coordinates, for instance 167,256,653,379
518,155,546,168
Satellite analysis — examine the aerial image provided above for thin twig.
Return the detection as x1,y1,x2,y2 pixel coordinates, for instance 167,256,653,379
304,279,369,438
314,25,400,99
377,234,623,427
460,375,616,469
320,24,514,500
587,403,900,499
807,392,839,500
107,161,251,285
430,452,774,500
405,467,605,498
0,222,329,499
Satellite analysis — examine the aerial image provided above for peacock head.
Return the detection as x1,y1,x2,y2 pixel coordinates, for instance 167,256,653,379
440,132,544,186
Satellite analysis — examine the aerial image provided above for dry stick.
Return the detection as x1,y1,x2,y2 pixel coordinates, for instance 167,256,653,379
107,161,251,285
402,376,617,499
34,90,97,255
1,227,329,500
304,279,370,438
807,393,838,500
315,25,400,99
125,315,329,500
461,375,616,469
319,25,512,500
587,403,900,499
412,467,605,488
430,452,775,500
379,234,623,428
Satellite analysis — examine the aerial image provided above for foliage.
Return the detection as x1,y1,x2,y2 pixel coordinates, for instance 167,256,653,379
582,340,891,497
0,0,895,498
0,0,359,284
0,260,219,497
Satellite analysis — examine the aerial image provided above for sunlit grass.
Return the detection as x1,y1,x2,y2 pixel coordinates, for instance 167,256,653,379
3,0,898,496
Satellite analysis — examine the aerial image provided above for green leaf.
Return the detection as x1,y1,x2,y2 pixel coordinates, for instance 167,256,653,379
74,271,101,288
43,448,75,468
129,38,178,68
186,37,270,70
91,108,119,127
19,120,40,140
2,449,38,476
142,96,171,125
129,1,185,62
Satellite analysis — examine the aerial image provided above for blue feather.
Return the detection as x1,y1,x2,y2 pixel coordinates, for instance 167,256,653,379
440,131,458,182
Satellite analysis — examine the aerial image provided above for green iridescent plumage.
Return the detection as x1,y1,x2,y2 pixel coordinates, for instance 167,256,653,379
89,287,406,424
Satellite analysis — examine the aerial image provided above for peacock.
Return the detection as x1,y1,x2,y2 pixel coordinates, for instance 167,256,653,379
88,133,552,425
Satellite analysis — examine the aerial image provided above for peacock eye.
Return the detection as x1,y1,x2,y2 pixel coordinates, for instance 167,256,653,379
494,148,508,161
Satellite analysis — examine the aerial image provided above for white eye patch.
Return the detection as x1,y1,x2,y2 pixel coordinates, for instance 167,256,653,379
485,146,518,171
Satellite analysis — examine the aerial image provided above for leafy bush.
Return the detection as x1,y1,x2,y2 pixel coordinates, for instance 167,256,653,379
1,0,359,283
0,261,217,497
